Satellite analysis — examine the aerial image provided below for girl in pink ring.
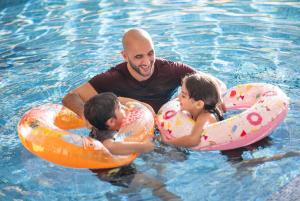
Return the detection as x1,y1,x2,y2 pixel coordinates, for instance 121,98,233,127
162,73,224,147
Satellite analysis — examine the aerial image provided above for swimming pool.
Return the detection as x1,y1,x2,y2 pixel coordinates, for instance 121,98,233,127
1,0,300,200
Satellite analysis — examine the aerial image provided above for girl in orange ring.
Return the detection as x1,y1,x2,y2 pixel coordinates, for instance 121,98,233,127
162,73,224,148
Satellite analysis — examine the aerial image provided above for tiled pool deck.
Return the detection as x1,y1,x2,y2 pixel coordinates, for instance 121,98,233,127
268,174,300,201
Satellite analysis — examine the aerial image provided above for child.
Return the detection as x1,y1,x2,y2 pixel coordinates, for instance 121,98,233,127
85,93,182,200
84,92,154,155
162,73,224,148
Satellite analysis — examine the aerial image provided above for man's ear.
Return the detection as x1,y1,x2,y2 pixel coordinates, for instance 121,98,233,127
105,117,116,130
121,50,128,62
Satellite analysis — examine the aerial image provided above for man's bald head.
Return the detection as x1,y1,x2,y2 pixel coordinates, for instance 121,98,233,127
122,28,153,51
121,28,156,81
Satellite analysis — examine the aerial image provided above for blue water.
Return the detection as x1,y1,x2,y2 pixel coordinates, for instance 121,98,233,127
1,0,300,200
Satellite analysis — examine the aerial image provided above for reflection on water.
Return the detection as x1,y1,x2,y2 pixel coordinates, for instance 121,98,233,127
1,0,300,200
222,137,274,162
92,164,181,201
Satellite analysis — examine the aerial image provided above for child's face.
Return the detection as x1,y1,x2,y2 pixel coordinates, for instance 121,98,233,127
108,101,126,130
178,81,196,112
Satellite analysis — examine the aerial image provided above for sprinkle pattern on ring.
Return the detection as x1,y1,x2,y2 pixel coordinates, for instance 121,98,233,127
247,112,262,126
163,110,177,120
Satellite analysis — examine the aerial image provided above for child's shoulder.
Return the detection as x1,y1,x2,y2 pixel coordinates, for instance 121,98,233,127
197,112,218,124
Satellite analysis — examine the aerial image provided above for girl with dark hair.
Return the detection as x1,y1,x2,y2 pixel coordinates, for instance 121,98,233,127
162,73,224,148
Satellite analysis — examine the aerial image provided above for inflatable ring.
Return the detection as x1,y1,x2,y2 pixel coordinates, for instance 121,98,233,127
18,102,154,169
156,83,289,151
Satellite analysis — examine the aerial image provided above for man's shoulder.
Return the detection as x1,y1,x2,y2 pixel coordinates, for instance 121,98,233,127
110,61,127,71
155,58,195,71
99,61,128,77
155,58,175,66
155,58,178,70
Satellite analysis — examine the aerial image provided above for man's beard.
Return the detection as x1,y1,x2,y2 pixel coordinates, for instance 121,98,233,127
128,59,154,77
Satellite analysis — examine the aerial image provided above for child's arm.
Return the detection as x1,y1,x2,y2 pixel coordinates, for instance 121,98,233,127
103,139,155,155
162,113,215,148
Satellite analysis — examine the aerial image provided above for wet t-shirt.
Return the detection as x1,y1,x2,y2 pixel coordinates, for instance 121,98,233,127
89,58,195,112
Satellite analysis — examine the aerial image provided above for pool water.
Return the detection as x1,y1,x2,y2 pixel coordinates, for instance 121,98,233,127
1,0,300,200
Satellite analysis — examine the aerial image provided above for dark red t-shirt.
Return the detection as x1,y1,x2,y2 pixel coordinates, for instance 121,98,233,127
89,58,195,112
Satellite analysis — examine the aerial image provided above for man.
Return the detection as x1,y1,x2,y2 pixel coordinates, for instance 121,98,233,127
62,28,224,116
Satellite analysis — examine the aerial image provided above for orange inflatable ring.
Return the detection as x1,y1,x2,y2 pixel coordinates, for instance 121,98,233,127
18,102,154,169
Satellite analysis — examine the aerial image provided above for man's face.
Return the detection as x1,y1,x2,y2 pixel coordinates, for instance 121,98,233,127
123,39,156,79
127,51,155,78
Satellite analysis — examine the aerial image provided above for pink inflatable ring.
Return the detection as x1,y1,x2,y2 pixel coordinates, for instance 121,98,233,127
156,83,289,151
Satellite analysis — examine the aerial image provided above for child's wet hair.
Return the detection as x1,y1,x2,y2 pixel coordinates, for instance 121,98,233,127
183,73,224,120
84,92,118,130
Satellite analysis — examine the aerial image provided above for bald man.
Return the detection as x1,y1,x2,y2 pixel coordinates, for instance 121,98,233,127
62,28,222,117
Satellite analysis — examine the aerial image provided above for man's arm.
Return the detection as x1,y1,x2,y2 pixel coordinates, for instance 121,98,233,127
62,82,98,118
